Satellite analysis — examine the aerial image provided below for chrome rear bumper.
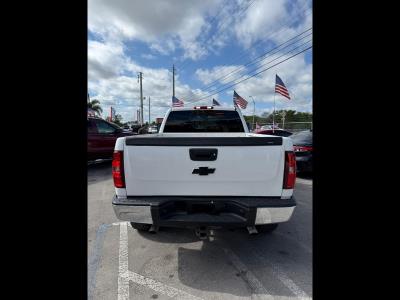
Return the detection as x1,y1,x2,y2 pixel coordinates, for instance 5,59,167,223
112,195,295,227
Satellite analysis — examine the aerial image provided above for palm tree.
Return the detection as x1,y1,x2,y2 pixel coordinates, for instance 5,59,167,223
88,99,103,116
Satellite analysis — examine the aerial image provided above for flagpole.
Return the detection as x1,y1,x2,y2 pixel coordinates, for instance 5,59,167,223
249,96,255,131
273,92,276,133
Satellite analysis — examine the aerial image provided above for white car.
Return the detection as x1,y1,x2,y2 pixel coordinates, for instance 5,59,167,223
148,126,158,133
111,106,296,238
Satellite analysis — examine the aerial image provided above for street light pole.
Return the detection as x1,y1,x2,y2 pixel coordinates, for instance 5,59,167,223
138,72,144,125
172,64,175,98
249,96,255,131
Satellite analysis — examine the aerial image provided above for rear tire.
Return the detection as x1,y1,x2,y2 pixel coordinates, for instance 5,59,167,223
256,223,279,233
130,222,151,232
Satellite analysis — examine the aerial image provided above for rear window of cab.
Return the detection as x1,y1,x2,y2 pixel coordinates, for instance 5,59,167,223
163,110,245,133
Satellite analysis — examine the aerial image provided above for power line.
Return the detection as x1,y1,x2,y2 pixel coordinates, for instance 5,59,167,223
189,45,312,103
212,0,258,37
208,0,311,72
199,28,312,93
188,10,312,96
175,0,229,71
178,13,312,101
187,38,312,102
186,45,312,103
176,0,258,72
178,0,310,76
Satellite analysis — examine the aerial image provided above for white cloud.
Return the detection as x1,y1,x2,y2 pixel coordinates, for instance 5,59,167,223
88,39,213,121
88,0,312,122
141,53,156,60
233,0,312,49
195,65,245,85
234,0,288,48
149,39,177,56
88,0,222,59
88,40,126,79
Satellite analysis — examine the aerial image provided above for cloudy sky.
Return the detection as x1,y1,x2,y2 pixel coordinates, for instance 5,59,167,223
88,0,312,122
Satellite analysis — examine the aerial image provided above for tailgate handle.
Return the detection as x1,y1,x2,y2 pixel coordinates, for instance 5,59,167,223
189,148,218,161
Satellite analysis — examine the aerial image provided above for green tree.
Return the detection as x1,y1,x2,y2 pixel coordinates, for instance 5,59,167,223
245,110,312,131
113,114,123,127
88,99,103,116
261,111,270,118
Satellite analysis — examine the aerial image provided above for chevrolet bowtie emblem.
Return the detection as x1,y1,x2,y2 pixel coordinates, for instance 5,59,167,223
192,167,215,176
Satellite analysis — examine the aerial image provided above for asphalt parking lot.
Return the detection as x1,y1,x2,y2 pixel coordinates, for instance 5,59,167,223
88,160,312,300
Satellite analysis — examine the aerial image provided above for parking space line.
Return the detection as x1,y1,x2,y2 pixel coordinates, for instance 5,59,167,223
222,247,274,300
114,221,311,300
248,246,311,300
118,222,130,300
126,270,204,300
117,221,204,300
269,267,310,300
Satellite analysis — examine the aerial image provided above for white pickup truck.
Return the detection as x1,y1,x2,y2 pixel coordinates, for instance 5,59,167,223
112,106,296,238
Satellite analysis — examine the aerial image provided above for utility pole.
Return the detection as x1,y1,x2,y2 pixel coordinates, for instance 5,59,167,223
138,72,144,125
148,96,151,124
172,64,175,98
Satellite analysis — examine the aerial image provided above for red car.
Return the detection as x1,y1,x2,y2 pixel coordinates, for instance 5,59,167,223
255,129,293,137
88,117,135,160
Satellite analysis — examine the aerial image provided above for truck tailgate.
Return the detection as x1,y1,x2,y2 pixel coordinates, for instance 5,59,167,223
124,136,284,197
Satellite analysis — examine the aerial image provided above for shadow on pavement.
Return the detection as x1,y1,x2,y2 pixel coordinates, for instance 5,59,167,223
177,240,252,298
136,226,200,244
137,226,311,298
176,229,311,298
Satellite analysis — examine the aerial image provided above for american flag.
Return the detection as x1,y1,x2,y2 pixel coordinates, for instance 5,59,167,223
212,98,221,106
233,91,248,109
172,96,184,107
275,74,291,99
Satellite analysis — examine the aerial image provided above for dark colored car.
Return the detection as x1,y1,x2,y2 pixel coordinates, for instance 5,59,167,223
290,130,313,173
130,124,142,133
88,117,135,160
255,129,293,137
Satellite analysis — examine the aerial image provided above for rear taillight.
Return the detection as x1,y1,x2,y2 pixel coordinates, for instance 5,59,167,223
112,151,125,188
283,151,296,189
